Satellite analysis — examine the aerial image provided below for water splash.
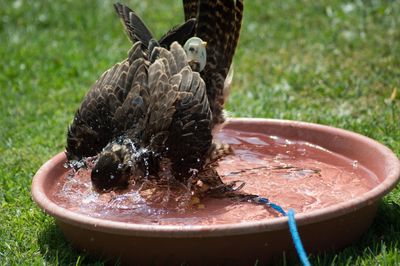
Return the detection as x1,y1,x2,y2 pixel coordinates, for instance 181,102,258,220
53,129,379,225
64,159,86,169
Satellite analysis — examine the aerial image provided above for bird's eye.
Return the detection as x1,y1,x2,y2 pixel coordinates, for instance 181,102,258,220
189,47,195,52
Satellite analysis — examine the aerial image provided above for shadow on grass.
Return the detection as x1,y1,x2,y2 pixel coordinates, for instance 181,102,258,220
37,222,115,265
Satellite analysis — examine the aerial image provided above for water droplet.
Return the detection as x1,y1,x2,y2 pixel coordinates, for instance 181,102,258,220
189,168,199,175
352,160,359,169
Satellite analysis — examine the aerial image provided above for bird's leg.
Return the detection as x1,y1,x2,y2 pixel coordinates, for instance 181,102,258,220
206,141,233,165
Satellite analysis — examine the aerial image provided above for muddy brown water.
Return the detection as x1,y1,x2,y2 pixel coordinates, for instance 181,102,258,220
51,129,379,225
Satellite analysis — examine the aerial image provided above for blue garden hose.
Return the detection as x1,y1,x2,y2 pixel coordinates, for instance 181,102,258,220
252,197,311,266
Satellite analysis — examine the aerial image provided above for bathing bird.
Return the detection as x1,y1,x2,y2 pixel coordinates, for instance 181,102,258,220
67,41,213,191
66,1,243,195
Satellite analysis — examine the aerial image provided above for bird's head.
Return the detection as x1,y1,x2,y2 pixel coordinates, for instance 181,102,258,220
91,143,133,192
184,37,207,72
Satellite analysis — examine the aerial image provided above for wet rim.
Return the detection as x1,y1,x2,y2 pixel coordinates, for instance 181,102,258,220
31,118,400,238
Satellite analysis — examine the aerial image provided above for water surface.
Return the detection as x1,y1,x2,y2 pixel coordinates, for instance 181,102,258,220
52,129,379,225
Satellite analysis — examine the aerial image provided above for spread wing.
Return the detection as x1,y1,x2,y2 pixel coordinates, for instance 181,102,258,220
66,63,127,160
66,42,147,161
113,43,150,135
183,0,244,127
120,41,213,180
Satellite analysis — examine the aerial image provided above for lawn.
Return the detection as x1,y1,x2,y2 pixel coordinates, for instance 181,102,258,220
1,0,399,264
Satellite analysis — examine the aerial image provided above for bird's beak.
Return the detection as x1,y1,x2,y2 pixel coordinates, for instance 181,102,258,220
202,41,207,48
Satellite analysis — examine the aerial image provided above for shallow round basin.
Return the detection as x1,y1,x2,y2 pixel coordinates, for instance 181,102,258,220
31,118,400,265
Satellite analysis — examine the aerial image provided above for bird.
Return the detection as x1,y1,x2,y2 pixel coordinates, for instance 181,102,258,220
65,1,244,198
67,40,213,191
66,3,203,162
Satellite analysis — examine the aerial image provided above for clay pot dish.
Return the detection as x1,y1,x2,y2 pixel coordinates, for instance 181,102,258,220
32,118,400,265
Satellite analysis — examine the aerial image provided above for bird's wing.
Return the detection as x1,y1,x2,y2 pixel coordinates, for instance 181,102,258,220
158,18,196,49
114,43,150,135
164,42,213,181
66,63,127,160
66,42,147,161
114,2,154,47
189,0,244,127
145,59,179,140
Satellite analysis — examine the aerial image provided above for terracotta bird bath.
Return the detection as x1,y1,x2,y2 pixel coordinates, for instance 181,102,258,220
32,118,400,265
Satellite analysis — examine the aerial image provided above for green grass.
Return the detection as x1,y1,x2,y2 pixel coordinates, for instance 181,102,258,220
1,0,399,264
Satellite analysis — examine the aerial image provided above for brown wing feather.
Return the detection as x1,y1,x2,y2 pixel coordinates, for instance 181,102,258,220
146,59,178,138
164,42,213,181
189,0,244,127
66,42,147,161
114,49,150,134
158,18,196,48
114,2,154,46
66,63,127,160
116,2,196,51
